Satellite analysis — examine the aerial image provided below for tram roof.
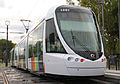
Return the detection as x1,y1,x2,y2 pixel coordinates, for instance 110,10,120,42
28,5,91,34
15,5,91,46
45,5,91,20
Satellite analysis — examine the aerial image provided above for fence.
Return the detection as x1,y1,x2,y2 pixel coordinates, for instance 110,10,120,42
108,54,120,70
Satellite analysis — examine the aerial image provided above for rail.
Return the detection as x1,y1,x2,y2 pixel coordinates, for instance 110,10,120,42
1,68,9,84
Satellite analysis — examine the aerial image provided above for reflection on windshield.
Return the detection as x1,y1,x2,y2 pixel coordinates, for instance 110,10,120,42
56,12,101,52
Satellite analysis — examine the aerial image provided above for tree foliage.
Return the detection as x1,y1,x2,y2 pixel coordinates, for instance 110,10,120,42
0,39,15,62
66,0,75,5
66,0,119,56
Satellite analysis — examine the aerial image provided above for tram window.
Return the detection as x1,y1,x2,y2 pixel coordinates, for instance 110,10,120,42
28,23,44,58
49,33,55,44
18,39,26,60
29,45,32,58
15,47,18,60
46,18,66,53
38,23,44,58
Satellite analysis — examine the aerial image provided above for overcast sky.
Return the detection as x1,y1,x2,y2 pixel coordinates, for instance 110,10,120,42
0,0,66,43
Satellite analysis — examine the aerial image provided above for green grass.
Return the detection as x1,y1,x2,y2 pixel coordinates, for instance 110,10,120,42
0,63,10,66
0,63,5,66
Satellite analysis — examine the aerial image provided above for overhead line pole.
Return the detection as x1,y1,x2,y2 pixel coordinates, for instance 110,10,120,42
118,0,120,55
20,19,31,70
98,0,105,55
118,0,120,70
102,0,105,56
100,0,106,56
20,19,31,33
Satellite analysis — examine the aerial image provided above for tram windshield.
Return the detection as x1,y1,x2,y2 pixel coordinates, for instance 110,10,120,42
56,7,102,58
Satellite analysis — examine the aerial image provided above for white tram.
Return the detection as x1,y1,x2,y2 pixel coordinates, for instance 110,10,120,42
10,5,106,76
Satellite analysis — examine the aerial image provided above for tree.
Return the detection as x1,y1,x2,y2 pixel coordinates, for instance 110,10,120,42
66,0,75,5
104,0,119,55
0,39,15,63
66,0,119,56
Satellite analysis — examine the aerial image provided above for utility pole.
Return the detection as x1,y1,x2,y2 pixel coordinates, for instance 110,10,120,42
20,19,31,33
20,19,31,70
118,0,120,69
5,20,10,67
118,0,120,52
102,0,106,56
98,0,105,55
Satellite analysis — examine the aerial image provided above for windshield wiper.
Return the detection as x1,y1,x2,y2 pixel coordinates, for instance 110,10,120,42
70,30,102,60
70,30,90,52
70,29,76,48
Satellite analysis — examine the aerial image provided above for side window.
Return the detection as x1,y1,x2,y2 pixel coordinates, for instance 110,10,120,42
12,49,14,61
37,23,44,60
46,18,66,53
15,47,18,60
28,22,44,58
28,30,37,58
19,39,25,59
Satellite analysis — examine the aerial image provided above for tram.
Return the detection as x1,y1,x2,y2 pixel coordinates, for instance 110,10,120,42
10,5,106,76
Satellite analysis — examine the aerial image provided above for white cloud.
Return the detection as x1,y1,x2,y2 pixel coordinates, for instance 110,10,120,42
0,0,66,43
0,0,5,8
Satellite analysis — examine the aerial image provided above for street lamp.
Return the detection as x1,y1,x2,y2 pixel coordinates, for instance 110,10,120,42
5,20,10,67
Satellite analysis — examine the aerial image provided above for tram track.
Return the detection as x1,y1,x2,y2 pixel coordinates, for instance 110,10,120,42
1,67,120,84
0,68,9,84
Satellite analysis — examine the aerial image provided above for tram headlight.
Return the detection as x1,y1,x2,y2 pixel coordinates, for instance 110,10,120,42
67,57,73,61
75,58,79,62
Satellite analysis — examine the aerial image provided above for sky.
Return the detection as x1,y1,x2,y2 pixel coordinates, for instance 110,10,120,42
0,0,67,43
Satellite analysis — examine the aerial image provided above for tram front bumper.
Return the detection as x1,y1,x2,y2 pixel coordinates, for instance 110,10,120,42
66,67,105,76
